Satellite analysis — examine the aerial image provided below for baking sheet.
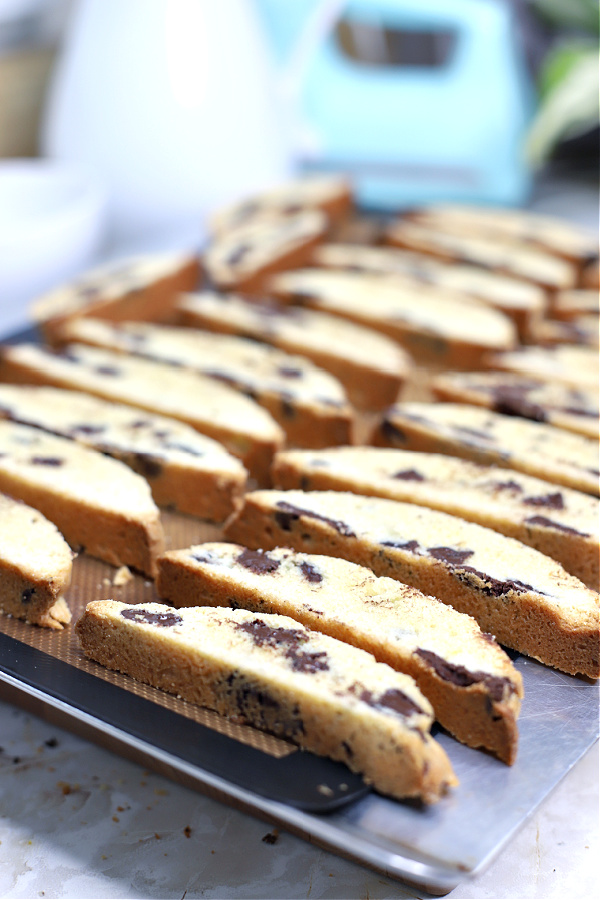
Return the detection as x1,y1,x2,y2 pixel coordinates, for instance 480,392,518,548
0,325,598,893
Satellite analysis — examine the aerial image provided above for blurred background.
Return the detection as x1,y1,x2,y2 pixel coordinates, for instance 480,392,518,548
0,0,598,329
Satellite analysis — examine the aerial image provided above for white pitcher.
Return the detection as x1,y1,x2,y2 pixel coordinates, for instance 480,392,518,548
42,0,295,248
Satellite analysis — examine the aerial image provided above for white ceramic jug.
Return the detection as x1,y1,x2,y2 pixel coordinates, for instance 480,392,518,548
42,0,294,248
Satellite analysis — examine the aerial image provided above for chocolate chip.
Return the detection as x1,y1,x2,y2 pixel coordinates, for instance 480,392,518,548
525,515,590,537
237,548,281,575
274,501,356,538
70,424,106,435
236,619,329,673
278,366,303,379
456,566,538,597
492,479,524,493
523,492,565,510
392,469,425,481
132,454,163,479
416,648,514,701
427,546,474,566
121,608,182,627
298,560,323,583
29,457,64,466
359,687,424,717
381,539,421,553
95,365,121,377
163,442,205,458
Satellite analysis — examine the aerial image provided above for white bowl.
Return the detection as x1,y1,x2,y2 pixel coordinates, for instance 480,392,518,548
0,159,107,336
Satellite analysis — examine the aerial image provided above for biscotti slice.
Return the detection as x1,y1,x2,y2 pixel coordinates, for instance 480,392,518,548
485,344,598,391
272,447,599,590
312,243,546,339
406,205,598,269
208,174,353,236
385,219,577,291
76,600,456,803
430,371,599,440
54,319,353,449
0,420,164,576
267,268,516,368
372,403,599,496
30,251,201,343
157,543,523,763
531,315,599,348
176,291,410,409
204,209,328,295
0,343,283,484
0,493,74,629
551,289,599,320
225,490,600,679
0,385,247,521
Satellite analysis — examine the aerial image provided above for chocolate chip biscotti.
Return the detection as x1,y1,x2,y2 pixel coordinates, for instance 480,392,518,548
0,493,74,629
485,345,599,391
76,600,456,803
267,268,516,368
0,385,247,521
430,371,599,439
0,343,284,484
272,447,599,590
52,319,353,449
30,251,201,343
385,219,578,291
406,205,598,270
224,490,600,679
373,403,599,496
0,420,164,576
176,291,410,409
208,174,353,236
204,209,328,295
157,543,523,763
312,243,547,339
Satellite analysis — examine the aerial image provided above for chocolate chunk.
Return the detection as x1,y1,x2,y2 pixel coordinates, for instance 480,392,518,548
381,539,420,553
359,687,424,717
21,587,35,604
29,457,64,466
237,548,281,574
236,619,329,673
456,566,538,597
163,441,205,458
525,515,590,537
427,546,474,566
95,365,121,377
416,649,514,701
121,608,182,627
69,423,107,435
274,501,356,538
299,560,323,583
492,479,524,493
133,454,163,479
523,491,565,510
493,394,547,422
457,425,494,442
277,366,303,379
392,469,425,482
226,243,252,268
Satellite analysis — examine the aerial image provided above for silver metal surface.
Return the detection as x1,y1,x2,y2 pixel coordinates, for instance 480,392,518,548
1,651,597,893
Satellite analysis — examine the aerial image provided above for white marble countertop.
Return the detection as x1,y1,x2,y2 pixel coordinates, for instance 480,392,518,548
0,170,598,900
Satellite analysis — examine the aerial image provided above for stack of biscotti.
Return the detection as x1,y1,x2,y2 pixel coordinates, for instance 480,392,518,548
311,243,547,340
30,251,201,343
0,419,164,576
0,342,284,485
486,345,599,391
429,371,599,439
385,219,578,292
204,209,329,295
52,318,354,449
175,290,411,409
404,204,598,275
156,542,523,763
0,384,247,521
0,493,74,629
550,289,599,320
529,315,599,348
224,490,600,679
76,600,457,803
266,268,517,368
208,173,353,236
372,402,599,496
271,447,599,589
